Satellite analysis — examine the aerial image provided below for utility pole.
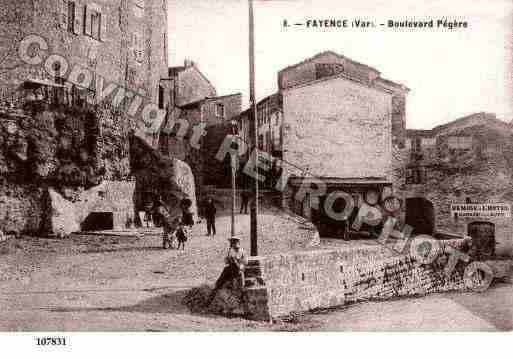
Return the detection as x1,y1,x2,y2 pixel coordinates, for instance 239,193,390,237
249,0,258,256
230,120,238,238
231,155,236,237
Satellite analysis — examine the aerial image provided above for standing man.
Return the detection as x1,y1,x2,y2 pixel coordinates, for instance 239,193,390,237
204,197,217,237
240,190,250,214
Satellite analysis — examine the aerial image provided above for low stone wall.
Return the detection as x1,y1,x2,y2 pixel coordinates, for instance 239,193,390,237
244,242,483,321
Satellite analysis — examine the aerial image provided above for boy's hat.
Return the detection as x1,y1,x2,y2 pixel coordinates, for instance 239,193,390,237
180,198,192,207
228,236,241,243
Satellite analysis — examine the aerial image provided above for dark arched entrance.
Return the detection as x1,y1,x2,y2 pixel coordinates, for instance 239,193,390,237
468,221,495,259
311,195,350,239
405,197,435,235
81,212,114,231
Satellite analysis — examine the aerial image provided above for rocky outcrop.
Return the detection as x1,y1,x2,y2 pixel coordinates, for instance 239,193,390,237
0,104,199,235
130,134,198,220
0,104,131,235
170,157,198,218
0,177,45,235
47,187,80,236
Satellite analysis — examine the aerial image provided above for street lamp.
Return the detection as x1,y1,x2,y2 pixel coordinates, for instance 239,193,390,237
230,119,239,237
248,0,258,256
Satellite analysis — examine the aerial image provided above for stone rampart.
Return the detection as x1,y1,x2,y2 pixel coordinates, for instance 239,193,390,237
244,241,497,321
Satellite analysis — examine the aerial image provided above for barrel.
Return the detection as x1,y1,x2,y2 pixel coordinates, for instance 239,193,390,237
467,221,495,259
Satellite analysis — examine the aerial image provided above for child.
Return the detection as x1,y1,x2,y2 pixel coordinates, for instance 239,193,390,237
175,222,188,250
156,199,179,249
209,237,247,302
161,216,177,250
175,197,194,250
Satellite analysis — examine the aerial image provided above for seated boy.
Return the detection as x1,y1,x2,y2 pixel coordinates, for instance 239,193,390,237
212,237,247,294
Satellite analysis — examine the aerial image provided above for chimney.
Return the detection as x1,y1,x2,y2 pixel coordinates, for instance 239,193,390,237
184,59,195,68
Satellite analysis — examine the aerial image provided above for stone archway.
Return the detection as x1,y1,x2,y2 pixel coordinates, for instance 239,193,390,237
81,212,114,231
405,197,435,235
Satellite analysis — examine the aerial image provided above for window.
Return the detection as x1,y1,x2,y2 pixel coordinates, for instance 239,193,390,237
67,1,75,33
90,11,101,39
60,0,79,33
215,103,225,118
258,134,264,150
315,63,344,80
132,32,145,63
163,33,167,64
406,167,426,184
84,6,102,40
127,68,137,86
448,136,472,150
87,74,96,104
412,137,422,153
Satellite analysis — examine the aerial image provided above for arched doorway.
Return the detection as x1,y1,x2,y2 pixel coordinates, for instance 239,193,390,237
311,194,351,239
81,212,114,231
405,197,435,235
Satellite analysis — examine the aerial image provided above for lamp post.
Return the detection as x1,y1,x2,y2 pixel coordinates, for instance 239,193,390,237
248,0,258,256
230,119,238,237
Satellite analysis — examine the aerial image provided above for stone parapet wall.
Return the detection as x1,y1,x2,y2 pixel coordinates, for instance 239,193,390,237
244,244,475,321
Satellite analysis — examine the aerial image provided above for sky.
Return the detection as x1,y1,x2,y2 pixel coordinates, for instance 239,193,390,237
167,0,513,129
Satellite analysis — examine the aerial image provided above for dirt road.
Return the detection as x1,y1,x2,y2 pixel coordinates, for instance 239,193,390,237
0,214,511,331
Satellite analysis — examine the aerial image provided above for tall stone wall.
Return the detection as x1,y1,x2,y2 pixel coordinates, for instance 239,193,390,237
282,76,393,179
0,0,168,107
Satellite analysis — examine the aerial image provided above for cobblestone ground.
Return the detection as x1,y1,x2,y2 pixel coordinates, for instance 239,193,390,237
0,212,511,331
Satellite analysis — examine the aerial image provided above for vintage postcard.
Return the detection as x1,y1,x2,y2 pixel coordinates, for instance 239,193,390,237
0,0,512,353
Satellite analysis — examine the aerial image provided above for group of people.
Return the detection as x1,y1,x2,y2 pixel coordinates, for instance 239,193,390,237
149,194,248,297
152,197,194,250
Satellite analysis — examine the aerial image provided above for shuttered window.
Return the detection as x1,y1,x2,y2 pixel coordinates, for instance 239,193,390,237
84,5,105,41
66,1,75,32
59,0,80,33
132,32,145,63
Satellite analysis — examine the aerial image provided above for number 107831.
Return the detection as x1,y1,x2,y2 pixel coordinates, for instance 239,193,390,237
36,337,67,346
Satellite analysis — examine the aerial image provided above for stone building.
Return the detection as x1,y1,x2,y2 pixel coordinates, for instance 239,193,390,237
404,112,513,256
235,93,283,159
236,51,409,237
0,0,199,235
159,61,242,200
0,0,169,108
